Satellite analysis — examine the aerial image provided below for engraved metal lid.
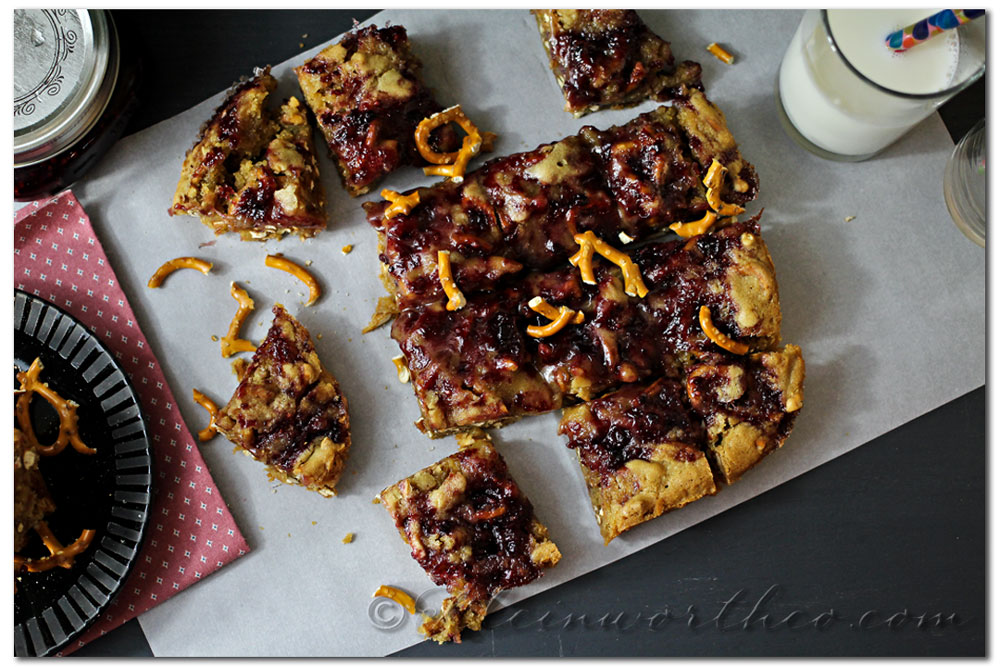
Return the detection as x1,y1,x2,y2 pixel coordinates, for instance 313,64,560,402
13,9,117,167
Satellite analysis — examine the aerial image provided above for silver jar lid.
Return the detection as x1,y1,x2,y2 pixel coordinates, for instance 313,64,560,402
13,9,119,167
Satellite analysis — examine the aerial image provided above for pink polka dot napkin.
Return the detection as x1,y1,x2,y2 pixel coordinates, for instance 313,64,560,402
14,191,250,654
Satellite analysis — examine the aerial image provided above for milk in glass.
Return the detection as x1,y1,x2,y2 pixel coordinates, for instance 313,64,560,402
778,9,960,157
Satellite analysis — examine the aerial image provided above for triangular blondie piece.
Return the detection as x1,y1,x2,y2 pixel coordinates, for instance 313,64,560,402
169,67,327,240
215,305,350,496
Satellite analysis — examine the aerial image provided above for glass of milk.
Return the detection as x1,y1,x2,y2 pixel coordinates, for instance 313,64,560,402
776,9,985,161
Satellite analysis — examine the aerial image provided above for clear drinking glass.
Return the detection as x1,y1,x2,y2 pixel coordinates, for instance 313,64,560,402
943,119,986,246
776,9,986,161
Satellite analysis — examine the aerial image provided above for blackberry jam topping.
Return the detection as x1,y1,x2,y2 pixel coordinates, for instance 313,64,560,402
560,377,705,482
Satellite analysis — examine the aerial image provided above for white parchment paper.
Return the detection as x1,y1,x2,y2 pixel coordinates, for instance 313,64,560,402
68,9,984,656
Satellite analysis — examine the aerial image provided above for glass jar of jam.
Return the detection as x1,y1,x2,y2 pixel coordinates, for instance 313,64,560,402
14,9,140,202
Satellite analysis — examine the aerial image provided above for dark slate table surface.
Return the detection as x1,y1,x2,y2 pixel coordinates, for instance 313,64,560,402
71,9,985,658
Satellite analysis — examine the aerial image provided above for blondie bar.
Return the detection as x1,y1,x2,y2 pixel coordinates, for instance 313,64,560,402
379,430,560,642
215,305,350,495
532,9,703,116
169,68,327,240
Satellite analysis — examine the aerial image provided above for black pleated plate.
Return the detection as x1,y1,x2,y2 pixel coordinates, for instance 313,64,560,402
13,290,153,657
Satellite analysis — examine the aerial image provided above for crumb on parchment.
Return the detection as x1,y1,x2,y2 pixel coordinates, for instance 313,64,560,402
342,532,354,544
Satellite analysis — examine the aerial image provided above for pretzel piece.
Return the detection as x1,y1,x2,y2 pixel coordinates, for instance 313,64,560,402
265,254,321,306
373,585,417,614
568,234,598,286
381,189,421,220
705,42,736,65
414,105,479,165
698,305,749,355
416,105,493,180
15,358,96,456
147,257,213,288
392,355,411,383
527,306,578,338
436,250,467,311
16,522,96,573
669,211,718,239
702,158,727,191
570,231,648,298
706,42,735,65
220,282,257,358
192,388,219,441
706,187,745,217
528,296,584,324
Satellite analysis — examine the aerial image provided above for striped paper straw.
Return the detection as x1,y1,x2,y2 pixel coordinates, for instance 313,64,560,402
885,9,985,52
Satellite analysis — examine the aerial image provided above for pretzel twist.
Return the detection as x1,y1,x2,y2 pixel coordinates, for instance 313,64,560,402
15,523,96,573
570,231,648,298
147,257,213,288
192,388,220,442
698,305,749,355
15,358,96,456
415,105,492,180
265,254,321,306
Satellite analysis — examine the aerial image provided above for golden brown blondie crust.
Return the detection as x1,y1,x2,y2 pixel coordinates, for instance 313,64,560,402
169,67,327,240
215,305,350,496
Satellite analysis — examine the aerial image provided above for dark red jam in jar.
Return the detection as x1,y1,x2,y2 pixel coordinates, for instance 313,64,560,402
14,10,140,202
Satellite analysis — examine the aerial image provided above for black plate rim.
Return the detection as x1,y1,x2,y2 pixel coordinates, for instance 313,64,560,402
13,289,154,657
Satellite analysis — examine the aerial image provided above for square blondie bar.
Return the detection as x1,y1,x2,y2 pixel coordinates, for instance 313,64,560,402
379,430,560,642
559,377,716,543
296,24,455,196
532,9,703,116
684,344,805,484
